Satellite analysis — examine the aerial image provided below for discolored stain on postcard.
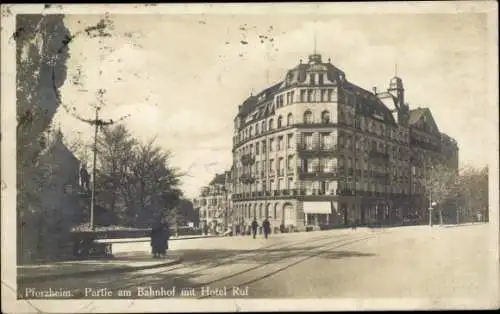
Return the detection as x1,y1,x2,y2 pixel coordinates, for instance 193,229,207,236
1,2,499,313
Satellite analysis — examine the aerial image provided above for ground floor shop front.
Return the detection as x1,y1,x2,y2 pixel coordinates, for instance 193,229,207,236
233,194,426,232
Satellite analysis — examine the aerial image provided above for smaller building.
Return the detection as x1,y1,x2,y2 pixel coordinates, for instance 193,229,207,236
193,170,232,234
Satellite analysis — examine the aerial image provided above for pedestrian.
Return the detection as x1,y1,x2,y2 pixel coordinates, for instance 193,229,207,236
262,217,271,239
150,220,163,258
251,218,258,239
160,218,171,258
80,163,90,193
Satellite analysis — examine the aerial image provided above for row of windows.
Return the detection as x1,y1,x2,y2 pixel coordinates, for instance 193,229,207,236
237,109,336,144
235,203,285,220
234,179,410,195
275,88,336,109
237,133,295,157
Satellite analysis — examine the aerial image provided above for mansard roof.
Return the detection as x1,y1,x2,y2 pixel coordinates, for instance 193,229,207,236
409,107,427,125
409,107,440,136
238,82,281,118
236,53,400,127
343,81,397,126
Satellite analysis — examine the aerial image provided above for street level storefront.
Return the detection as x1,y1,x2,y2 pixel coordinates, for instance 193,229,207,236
303,201,333,227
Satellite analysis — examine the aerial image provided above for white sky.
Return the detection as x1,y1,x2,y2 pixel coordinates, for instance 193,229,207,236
52,12,495,199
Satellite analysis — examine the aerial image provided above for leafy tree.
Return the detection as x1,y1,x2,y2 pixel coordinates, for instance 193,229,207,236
420,163,458,226
92,126,183,228
455,166,488,222
94,124,136,225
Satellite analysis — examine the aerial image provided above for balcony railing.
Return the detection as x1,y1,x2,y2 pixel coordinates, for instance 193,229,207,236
297,143,338,151
239,174,256,184
369,150,389,160
241,154,256,166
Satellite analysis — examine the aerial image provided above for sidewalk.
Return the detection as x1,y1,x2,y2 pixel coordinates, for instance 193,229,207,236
95,234,217,244
17,251,182,285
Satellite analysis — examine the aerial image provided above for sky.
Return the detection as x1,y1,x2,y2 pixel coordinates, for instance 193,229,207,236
52,11,496,199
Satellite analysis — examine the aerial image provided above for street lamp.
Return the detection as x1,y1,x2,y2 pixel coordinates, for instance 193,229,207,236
429,201,437,227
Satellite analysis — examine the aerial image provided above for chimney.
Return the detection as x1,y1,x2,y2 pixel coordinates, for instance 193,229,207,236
372,86,377,94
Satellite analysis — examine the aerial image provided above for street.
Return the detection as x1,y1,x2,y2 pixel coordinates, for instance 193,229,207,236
17,224,495,302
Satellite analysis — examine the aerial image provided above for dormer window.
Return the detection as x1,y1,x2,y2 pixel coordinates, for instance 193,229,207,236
310,73,316,85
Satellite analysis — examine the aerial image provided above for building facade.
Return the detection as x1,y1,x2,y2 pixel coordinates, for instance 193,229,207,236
231,53,459,231
193,171,232,234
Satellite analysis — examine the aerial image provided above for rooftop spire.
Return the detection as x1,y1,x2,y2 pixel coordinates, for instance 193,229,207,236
313,29,317,55
395,62,398,77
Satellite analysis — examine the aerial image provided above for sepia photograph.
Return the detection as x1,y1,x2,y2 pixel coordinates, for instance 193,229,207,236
1,2,499,313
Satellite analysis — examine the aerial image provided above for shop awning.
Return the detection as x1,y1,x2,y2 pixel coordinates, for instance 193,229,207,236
303,202,332,214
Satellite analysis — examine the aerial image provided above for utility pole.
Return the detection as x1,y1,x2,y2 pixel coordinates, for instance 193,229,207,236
85,103,114,231
74,89,129,231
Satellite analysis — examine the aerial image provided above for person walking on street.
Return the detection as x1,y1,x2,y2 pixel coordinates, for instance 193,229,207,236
80,163,90,193
150,220,163,258
160,218,171,258
262,217,271,239
251,218,258,239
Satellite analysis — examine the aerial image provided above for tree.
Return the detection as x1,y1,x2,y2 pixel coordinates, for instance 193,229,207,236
95,124,136,225
93,126,183,228
455,166,488,223
16,14,72,263
420,163,458,226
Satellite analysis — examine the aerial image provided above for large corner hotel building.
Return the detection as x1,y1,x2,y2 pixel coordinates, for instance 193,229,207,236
231,53,459,231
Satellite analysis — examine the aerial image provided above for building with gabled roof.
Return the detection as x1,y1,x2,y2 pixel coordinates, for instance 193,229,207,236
231,53,459,231
193,170,232,234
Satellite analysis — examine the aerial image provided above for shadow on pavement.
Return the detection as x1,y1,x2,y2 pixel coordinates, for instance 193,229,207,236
17,246,374,299
177,247,375,267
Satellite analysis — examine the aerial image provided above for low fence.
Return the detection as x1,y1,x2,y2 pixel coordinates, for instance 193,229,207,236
70,226,203,259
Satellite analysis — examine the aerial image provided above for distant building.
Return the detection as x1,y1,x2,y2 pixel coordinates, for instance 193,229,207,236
18,129,83,262
193,170,232,233
230,53,459,231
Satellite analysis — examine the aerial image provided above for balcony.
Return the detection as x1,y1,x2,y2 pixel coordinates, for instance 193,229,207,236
239,174,256,184
297,167,339,179
241,154,256,166
369,150,389,161
410,138,440,152
294,121,337,129
297,144,338,158
297,143,337,152
232,189,300,201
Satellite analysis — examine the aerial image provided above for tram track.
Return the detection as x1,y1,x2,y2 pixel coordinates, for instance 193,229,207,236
195,233,377,299
64,232,356,298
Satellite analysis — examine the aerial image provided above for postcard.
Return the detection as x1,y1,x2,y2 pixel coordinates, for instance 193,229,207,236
1,2,499,313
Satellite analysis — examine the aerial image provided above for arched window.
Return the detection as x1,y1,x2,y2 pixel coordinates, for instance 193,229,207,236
273,204,278,219
253,205,257,218
269,119,274,130
321,110,330,124
277,116,283,128
287,113,294,126
249,126,253,137
303,110,313,124
261,121,266,132
255,123,259,135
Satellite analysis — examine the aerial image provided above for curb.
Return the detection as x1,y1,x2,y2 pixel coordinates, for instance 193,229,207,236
18,257,182,285
96,235,218,244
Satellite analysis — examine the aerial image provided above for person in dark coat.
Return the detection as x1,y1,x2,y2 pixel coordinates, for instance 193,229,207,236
80,163,90,192
262,218,271,239
150,220,163,258
160,220,171,258
251,218,258,239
